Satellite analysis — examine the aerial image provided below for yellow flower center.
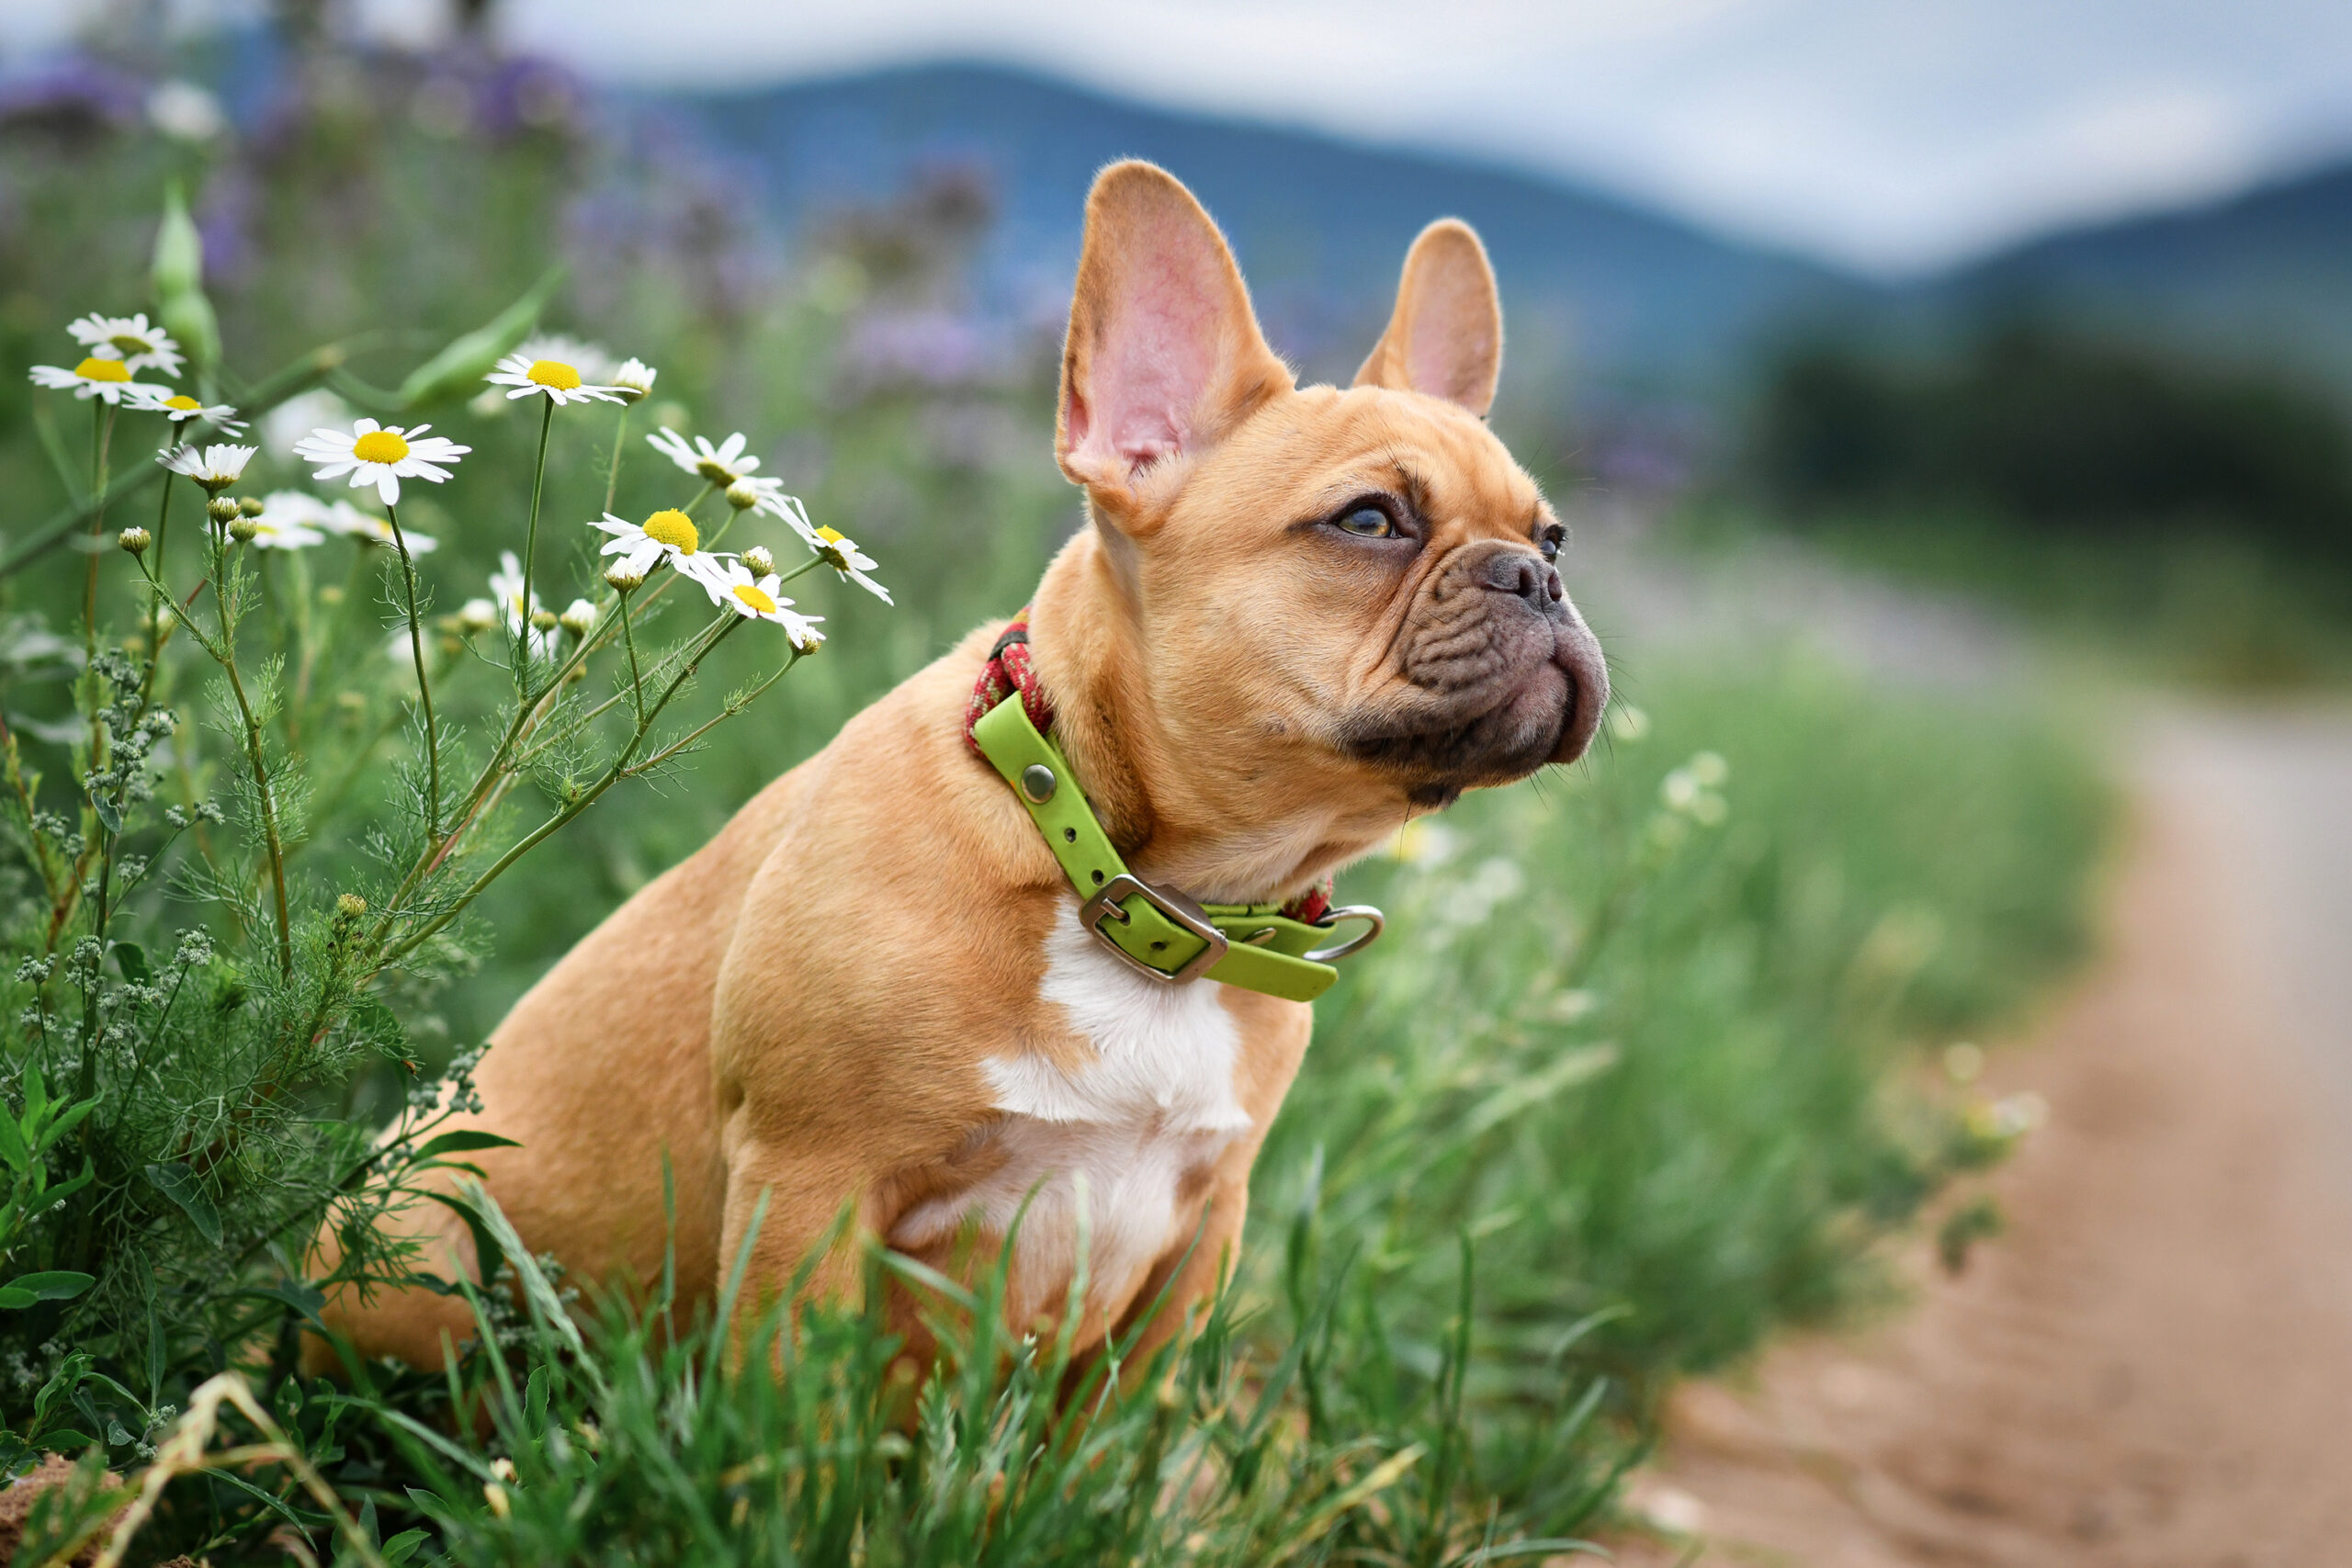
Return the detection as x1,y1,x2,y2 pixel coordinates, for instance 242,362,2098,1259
733,582,777,615
816,526,846,545
75,357,130,383
642,510,698,554
164,394,202,412
352,430,410,464
108,333,150,355
526,359,582,390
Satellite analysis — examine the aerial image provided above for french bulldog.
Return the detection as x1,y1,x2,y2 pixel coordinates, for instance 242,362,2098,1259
315,160,1606,1370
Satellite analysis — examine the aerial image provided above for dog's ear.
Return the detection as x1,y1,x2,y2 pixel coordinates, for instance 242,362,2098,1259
1057,161,1291,519
1353,220,1502,416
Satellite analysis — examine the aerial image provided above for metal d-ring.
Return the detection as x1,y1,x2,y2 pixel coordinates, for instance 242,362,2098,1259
1303,905,1385,964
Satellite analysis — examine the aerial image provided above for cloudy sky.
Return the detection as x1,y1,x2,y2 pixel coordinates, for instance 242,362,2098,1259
10,0,2352,276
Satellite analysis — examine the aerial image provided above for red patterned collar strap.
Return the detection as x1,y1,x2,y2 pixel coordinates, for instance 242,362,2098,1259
962,608,1053,756
962,609,1363,968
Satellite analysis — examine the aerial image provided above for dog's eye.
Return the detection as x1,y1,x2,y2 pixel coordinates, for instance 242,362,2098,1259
1538,525,1564,562
1336,505,1393,539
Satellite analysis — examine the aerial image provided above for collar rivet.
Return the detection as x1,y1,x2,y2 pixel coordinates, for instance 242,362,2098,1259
1019,763,1057,804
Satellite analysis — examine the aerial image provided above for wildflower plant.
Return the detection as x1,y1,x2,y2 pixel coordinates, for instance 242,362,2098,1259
0,191,883,1541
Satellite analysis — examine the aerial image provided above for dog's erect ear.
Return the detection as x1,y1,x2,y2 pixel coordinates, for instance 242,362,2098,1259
1353,220,1502,416
1057,161,1291,515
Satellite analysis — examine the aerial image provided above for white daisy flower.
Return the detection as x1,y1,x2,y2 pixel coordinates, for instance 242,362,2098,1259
483,352,626,408
609,358,657,403
558,599,599,637
752,488,825,551
514,334,616,381
67,312,185,378
588,508,730,589
293,418,470,508
647,427,764,488
456,598,500,635
31,357,174,405
137,389,247,435
808,525,891,604
159,443,258,491
316,496,437,553
245,511,326,550
487,550,557,661
700,558,823,650
249,490,329,533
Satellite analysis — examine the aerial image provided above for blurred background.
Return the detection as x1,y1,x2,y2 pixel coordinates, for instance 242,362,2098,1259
3,3,2350,1557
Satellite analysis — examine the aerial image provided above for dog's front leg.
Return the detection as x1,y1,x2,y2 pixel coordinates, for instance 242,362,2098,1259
715,1133,886,1324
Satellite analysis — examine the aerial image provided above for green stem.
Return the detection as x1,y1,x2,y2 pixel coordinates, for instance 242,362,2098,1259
386,503,441,838
616,584,645,728
602,404,631,518
369,611,601,929
206,535,294,979
517,397,555,701
139,475,175,707
84,402,112,663
379,615,745,967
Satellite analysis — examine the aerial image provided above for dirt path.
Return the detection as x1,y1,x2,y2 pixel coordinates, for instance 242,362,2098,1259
1616,708,2352,1568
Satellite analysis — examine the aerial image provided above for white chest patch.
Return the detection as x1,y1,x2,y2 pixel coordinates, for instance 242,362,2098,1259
889,901,1254,1324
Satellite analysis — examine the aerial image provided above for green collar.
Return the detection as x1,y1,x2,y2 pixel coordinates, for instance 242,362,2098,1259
970,696,1380,1002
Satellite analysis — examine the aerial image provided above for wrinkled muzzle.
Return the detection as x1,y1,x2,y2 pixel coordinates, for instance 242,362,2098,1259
1339,541,1607,797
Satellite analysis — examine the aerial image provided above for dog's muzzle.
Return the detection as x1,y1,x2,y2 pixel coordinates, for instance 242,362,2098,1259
1340,541,1608,792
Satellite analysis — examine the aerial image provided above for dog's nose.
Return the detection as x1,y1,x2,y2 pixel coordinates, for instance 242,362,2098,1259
1481,549,1559,613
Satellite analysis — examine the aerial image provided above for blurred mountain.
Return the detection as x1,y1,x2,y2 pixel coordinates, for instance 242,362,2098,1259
1939,163,2352,387
638,62,1874,403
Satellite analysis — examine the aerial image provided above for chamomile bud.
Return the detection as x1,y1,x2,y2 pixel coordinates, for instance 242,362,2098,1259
457,598,499,634
529,608,559,633
741,544,775,576
207,496,239,525
118,526,151,555
610,358,657,403
725,478,763,512
559,598,597,637
227,515,259,544
237,495,265,518
335,892,368,918
603,562,645,592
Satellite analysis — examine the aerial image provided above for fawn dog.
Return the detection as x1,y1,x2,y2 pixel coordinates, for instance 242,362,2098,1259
314,161,1606,1371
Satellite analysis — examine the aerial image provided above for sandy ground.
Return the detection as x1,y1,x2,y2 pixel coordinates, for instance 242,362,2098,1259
1612,708,2352,1568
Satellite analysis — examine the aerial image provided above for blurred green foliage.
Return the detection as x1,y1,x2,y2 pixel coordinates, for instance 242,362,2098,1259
1749,320,2352,574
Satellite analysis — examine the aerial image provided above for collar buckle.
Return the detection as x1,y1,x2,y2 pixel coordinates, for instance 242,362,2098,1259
1079,873,1230,985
